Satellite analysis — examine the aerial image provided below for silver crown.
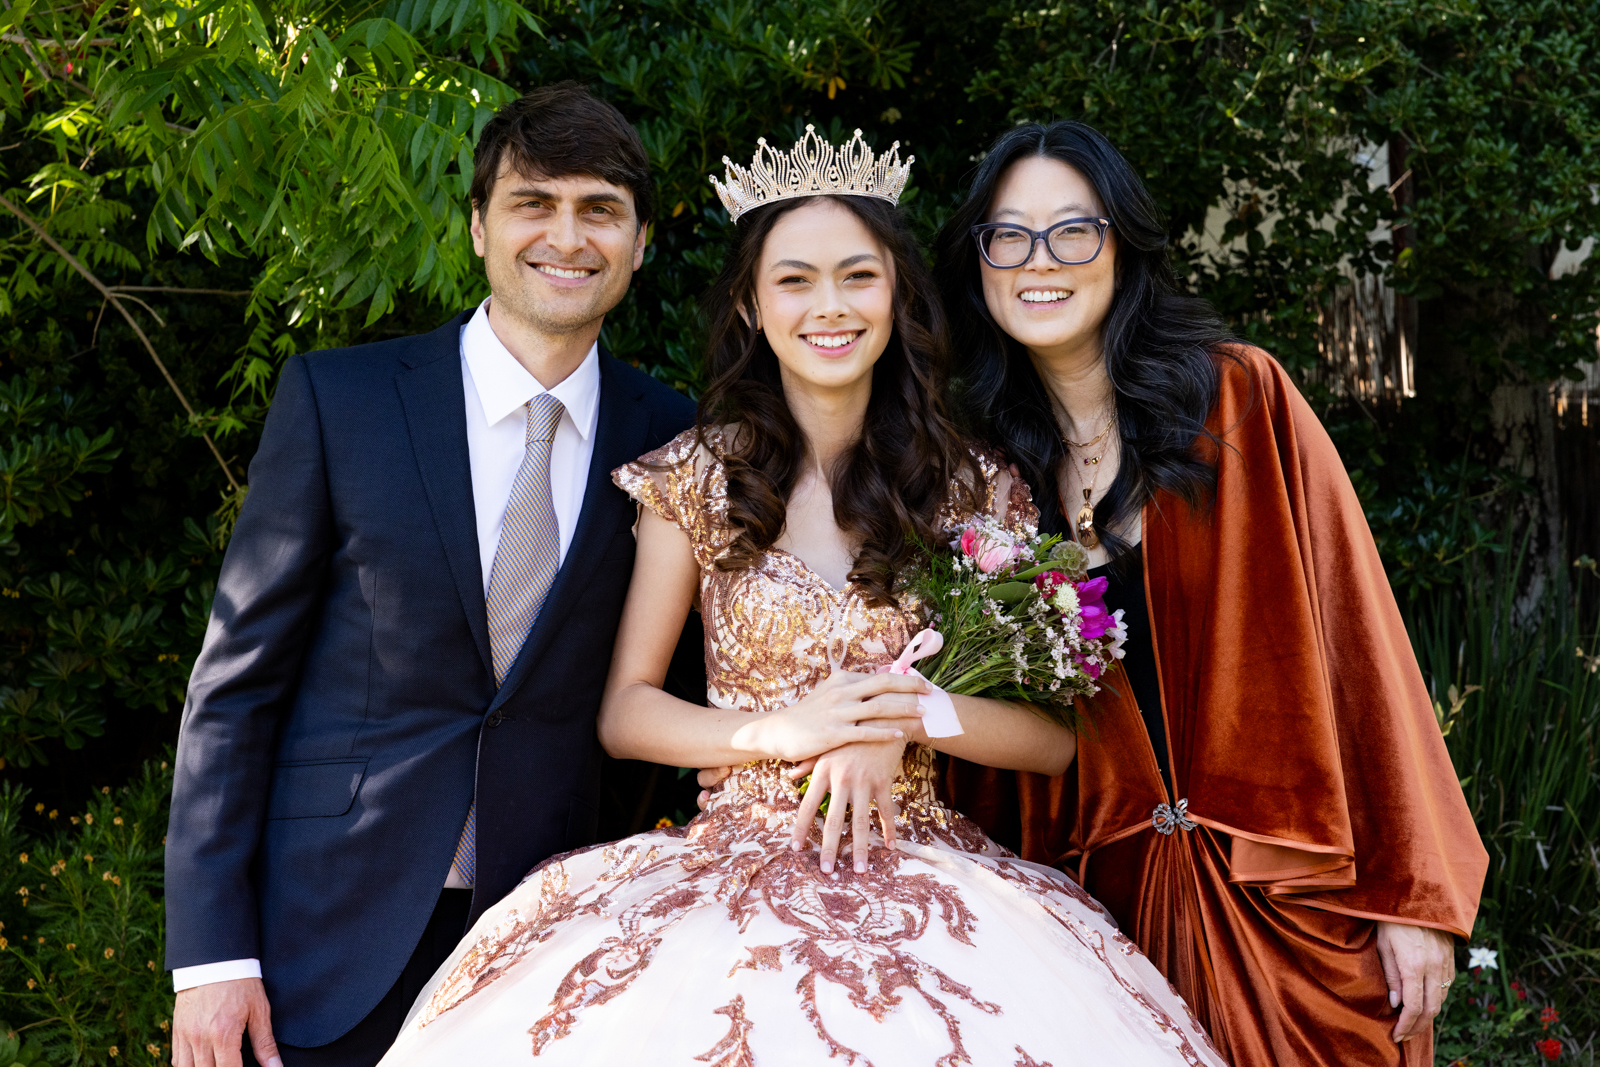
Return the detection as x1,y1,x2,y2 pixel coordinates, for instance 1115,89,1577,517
710,125,913,223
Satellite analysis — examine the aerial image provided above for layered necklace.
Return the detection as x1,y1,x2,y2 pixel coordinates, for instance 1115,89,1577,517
1062,412,1116,550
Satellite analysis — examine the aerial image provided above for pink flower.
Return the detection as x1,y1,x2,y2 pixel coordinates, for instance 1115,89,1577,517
1074,576,1113,640
977,545,1011,573
957,525,1015,573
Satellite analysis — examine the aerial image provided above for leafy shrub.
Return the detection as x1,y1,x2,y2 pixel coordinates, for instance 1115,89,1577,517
1413,544,1600,952
0,762,173,1066
1438,926,1594,1067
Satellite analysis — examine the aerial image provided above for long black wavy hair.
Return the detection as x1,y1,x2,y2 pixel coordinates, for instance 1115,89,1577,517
698,194,982,607
934,121,1237,560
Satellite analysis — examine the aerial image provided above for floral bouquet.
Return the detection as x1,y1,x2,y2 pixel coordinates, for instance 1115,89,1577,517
890,519,1129,729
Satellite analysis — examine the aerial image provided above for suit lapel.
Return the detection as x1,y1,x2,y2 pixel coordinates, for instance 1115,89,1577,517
394,314,494,679
489,351,651,711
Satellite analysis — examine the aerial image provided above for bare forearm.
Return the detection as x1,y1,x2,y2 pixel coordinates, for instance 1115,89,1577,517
599,683,777,768
917,694,1076,775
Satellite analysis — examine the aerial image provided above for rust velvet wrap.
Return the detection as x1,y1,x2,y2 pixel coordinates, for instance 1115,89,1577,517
945,347,1487,1066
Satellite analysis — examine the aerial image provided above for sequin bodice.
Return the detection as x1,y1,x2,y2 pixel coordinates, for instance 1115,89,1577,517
613,427,1032,819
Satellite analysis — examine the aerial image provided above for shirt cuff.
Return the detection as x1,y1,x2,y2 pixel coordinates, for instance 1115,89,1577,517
173,958,262,992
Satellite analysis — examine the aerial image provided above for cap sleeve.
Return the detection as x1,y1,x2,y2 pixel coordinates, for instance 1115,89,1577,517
938,447,1040,533
611,426,733,569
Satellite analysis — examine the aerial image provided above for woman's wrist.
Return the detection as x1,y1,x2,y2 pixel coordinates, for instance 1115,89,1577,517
882,714,928,747
729,708,800,763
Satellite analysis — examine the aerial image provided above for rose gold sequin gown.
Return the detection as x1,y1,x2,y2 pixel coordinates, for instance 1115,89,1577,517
380,429,1225,1067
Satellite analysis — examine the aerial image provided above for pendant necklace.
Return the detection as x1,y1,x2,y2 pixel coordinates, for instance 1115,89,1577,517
1064,414,1116,549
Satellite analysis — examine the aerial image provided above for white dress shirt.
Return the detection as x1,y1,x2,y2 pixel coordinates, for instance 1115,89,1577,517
174,299,600,992
459,298,600,589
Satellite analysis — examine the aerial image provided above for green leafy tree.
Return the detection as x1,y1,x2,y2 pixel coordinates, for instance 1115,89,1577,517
0,0,545,777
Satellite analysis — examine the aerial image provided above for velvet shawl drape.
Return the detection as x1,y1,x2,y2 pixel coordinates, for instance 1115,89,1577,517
945,346,1487,1067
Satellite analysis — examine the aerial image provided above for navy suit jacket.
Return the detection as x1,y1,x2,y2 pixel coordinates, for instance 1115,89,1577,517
165,312,696,1046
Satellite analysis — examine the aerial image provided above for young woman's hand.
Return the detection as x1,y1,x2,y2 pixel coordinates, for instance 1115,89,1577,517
732,670,927,764
787,734,909,873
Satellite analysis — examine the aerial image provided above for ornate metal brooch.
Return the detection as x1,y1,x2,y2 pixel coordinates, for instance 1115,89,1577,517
1151,798,1197,835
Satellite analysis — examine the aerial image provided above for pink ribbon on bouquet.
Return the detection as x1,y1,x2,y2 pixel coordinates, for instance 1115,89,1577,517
877,628,963,738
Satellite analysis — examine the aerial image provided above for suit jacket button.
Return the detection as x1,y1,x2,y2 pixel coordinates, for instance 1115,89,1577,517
486,711,504,728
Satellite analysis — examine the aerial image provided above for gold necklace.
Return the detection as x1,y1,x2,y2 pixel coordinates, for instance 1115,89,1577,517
1062,422,1113,450
1065,414,1115,549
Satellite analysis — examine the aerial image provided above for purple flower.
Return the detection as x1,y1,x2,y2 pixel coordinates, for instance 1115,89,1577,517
1074,576,1113,641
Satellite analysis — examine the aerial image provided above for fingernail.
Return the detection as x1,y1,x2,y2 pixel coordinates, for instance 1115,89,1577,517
1390,991,1400,1008
855,862,866,873
893,730,904,737
915,704,927,713
269,1059,285,1067
821,860,833,873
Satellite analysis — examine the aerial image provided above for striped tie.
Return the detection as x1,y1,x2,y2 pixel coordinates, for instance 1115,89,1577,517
449,393,565,888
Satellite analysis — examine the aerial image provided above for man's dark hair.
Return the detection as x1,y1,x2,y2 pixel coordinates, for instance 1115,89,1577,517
470,82,654,226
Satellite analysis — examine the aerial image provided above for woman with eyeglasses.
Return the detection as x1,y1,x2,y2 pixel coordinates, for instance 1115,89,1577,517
933,121,1487,1067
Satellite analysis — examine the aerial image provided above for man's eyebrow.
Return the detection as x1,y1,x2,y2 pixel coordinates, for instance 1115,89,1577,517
503,187,628,207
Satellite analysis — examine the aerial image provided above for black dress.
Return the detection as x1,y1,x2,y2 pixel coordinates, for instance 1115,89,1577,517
1086,550,1171,791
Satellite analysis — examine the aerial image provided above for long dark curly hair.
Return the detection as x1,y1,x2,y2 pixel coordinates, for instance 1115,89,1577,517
697,194,982,607
934,121,1238,559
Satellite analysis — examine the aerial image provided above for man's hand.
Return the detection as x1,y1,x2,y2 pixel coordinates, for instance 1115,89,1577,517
1375,921,1456,1042
174,978,282,1067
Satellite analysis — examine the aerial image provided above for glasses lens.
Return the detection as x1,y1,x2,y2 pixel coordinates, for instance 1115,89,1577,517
1048,221,1103,264
980,227,1034,267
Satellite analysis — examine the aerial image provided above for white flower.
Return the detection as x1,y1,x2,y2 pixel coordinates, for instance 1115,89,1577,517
1106,608,1129,660
1052,583,1081,616
1467,947,1498,970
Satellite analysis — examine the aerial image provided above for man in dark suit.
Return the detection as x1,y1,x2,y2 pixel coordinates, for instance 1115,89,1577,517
166,83,695,1067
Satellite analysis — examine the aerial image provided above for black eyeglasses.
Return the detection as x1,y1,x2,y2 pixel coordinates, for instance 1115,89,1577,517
970,218,1112,268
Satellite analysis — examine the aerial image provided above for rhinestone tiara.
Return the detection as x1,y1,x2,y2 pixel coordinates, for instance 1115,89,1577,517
710,125,914,223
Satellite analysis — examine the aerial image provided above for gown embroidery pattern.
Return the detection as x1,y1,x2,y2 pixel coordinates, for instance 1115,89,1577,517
381,428,1226,1067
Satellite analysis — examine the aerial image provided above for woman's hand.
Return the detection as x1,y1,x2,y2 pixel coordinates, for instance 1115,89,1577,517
1375,921,1457,1042
732,670,927,764
787,734,909,874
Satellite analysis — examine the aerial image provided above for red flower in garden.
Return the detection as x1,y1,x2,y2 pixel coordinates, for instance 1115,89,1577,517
1540,1006,1560,1028
1511,980,1528,1000
1537,1037,1562,1061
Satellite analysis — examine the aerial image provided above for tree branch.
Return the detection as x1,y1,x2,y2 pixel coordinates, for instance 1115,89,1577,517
0,193,241,491
0,34,116,46
108,286,252,296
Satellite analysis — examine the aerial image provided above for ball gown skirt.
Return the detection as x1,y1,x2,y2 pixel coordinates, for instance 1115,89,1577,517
379,751,1224,1067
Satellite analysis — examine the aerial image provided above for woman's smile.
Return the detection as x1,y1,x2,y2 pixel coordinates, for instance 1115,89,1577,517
1019,287,1073,307
800,329,863,355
